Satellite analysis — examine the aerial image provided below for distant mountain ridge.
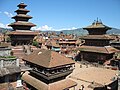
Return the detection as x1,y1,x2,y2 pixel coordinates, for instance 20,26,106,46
42,28,120,36
57,28,88,36
0,27,12,33
0,27,120,36
107,28,120,35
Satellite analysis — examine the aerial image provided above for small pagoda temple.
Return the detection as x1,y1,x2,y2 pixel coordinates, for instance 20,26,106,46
22,49,77,90
79,19,119,64
8,2,38,46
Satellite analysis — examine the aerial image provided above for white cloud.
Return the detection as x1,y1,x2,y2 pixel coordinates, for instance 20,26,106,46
32,25,54,31
0,22,12,29
0,23,5,28
4,11,13,17
71,27,77,30
32,25,77,31
56,27,77,31
5,24,12,29
37,25,53,31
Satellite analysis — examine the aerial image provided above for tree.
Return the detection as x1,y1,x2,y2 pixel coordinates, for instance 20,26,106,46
6,36,11,42
32,41,39,47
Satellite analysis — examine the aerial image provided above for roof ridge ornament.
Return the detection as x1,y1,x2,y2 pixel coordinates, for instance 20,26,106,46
99,19,102,23
92,20,96,25
96,17,99,22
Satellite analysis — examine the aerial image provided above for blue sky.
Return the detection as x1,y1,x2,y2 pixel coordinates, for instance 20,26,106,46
0,0,120,31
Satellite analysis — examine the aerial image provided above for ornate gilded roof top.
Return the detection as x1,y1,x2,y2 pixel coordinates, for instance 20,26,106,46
83,19,111,30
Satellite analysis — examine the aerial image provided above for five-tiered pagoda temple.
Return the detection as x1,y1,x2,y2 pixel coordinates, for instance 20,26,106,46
8,2,38,46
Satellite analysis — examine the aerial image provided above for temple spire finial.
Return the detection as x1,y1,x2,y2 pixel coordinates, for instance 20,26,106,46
92,20,96,25
96,17,99,22
99,19,102,23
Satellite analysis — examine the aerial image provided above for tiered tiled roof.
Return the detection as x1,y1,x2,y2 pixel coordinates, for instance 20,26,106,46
15,8,30,13
23,49,75,68
8,31,39,35
22,72,77,90
83,19,111,35
9,2,36,30
12,14,32,19
17,2,27,8
8,2,38,45
79,46,119,54
9,21,36,27
81,35,114,40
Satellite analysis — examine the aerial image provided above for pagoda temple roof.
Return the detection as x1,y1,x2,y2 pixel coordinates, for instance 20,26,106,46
9,21,36,27
15,8,30,12
12,14,32,19
51,41,60,47
83,20,111,30
23,49,75,68
22,72,77,90
17,2,27,7
8,30,39,35
79,46,119,54
45,40,60,47
81,35,114,40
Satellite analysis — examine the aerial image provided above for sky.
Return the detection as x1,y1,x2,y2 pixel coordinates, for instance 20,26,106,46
0,0,120,31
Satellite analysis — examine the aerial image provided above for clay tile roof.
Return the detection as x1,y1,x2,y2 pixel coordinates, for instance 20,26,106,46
22,72,48,90
15,8,30,12
17,3,27,7
81,35,114,40
12,14,32,19
8,31,39,35
45,40,52,46
79,46,119,54
23,49,75,68
51,41,60,47
8,21,36,27
76,40,81,44
22,72,77,90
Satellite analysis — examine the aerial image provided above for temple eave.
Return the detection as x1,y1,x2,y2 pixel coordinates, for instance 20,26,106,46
15,9,30,12
8,23,36,27
17,3,27,7
8,31,39,35
81,35,114,40
79,46,119,54
83,27,111,30
12,15,32,19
